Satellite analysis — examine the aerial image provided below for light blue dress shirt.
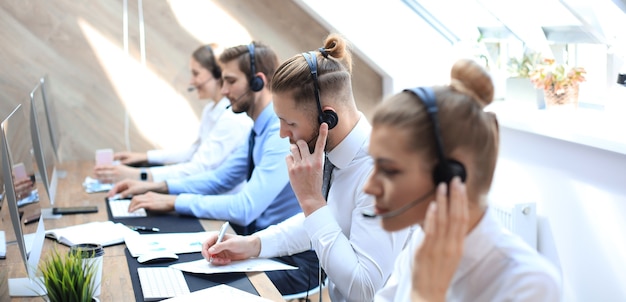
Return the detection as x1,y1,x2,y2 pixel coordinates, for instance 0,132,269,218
167,103,301,231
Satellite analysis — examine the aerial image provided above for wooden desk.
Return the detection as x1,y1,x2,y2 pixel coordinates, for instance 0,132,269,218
0,161,284,301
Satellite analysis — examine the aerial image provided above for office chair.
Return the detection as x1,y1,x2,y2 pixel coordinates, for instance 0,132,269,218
282,277,327,302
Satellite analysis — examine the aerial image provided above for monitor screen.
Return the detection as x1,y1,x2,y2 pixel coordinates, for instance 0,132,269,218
30,81,58,205
39,75,62,163
1,104,46,296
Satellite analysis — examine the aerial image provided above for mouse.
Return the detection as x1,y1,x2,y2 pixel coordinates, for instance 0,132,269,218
137,251,179,264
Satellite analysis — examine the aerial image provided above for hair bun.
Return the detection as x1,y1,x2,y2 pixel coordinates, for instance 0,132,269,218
450,59,494,107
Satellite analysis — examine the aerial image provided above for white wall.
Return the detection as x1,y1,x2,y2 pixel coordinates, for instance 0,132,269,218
489,126,626,301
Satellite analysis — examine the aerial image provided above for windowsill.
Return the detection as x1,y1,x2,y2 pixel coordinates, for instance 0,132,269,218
484,100,626,155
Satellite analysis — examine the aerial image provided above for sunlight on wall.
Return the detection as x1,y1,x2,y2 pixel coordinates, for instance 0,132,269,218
571,181,626,291
490,157,543,204
77,18,198,150
167,0,251,51
300,0,453,92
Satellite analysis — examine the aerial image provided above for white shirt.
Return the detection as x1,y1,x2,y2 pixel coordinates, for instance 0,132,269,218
147,97,252,182
375,207,562,302
257,115,411,302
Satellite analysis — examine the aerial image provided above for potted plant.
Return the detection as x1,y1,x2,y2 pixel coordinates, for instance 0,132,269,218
529,58,587,108
37,247,99,302
508,52,542,79
506,52,543,105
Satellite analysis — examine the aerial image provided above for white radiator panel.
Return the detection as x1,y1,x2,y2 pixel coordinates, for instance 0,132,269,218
491,202,537,250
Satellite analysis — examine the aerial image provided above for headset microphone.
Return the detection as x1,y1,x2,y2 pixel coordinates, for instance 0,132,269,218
227,89,251,110
187,78,212,93
362,189,435,219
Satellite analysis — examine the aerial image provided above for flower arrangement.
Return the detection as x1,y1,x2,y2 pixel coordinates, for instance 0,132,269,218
507,52,542,78
529,58,586,93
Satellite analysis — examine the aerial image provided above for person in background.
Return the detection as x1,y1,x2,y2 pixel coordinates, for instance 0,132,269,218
106,41,320,296
94,44,252,186
368,59,561,301
201,34,410,302
13,176,35,201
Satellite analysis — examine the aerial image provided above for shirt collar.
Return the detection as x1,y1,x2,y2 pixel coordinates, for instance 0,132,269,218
453,207,501,280
206,97,231,119
326,113,370,170
252,102,275,136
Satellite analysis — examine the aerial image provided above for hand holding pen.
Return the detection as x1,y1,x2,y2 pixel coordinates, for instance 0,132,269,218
209,221,230,264
201,221,263,265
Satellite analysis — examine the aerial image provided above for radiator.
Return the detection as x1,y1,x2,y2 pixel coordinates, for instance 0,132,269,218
491,202,537,250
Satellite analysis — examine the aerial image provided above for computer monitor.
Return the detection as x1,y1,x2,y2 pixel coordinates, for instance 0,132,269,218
1,104,47,296
39,75,63,163
30,80,58,205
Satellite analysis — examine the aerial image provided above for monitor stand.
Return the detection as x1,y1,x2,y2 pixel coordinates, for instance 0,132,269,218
40,208,61,220
8,277,46,296
56,169,67,179
9,217,47,297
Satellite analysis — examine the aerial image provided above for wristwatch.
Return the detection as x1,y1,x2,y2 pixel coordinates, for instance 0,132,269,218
140,168,148,181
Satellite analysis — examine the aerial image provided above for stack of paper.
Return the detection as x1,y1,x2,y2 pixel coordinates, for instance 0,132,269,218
125,232,212,257
170,258,298,274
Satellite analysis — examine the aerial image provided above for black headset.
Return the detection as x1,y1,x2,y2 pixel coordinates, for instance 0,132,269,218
302,51,339,129
247,43,264,92
405,87,467,184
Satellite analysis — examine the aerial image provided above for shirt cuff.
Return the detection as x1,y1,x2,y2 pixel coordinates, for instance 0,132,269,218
165,179,184,195
146,149,164,164
303,206,338,241
173,194,194,216
149,166,166,182
257,213,306,258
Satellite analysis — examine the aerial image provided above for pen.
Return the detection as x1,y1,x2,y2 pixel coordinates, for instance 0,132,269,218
23,212,41,225
126,225,160,232
210,221,230,264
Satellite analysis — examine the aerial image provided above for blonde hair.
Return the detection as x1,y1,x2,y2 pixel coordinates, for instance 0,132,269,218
271,33,354,110
372,59,499,200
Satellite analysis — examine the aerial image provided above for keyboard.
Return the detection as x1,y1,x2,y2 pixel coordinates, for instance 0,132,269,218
137,267,190,301
108,199,147,218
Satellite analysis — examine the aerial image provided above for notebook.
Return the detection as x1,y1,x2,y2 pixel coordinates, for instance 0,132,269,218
45,221,138,247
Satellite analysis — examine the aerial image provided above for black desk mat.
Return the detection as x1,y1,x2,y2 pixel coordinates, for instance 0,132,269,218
105,198,259,300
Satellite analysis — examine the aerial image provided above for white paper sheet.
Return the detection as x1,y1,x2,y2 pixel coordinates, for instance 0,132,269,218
125,232,211,257
162,284,272,301
82,176,113,193
170,258,298,274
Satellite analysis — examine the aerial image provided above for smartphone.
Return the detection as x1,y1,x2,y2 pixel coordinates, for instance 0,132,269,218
52,206,99,215
24,211,42,225
95,149,114,166
13,162,27,181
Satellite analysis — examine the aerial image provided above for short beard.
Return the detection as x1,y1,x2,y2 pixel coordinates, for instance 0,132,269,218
306,125,319,154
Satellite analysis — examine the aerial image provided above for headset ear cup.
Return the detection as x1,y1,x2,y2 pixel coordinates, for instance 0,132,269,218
432,159,467,185
250,75,264,92
448,159,467,183
322,110,338,129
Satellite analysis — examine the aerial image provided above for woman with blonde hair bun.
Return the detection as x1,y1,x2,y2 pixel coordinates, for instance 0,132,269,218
367,59,562,301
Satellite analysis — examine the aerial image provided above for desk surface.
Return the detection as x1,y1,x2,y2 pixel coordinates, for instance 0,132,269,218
0,160,284,302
